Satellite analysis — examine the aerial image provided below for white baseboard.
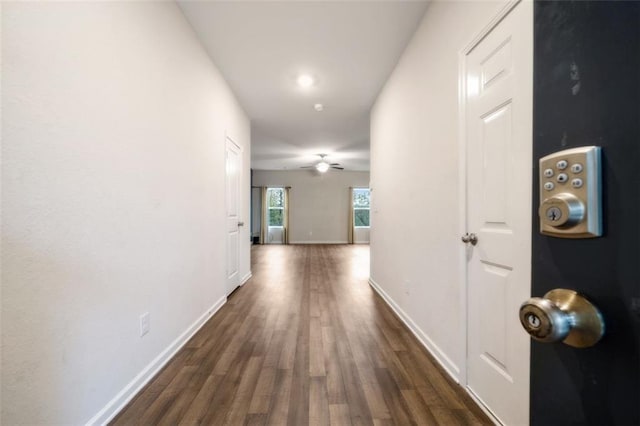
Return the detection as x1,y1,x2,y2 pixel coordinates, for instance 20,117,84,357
368,278,460,382
241,271,252,285
85,295,227,426
289,241,349,244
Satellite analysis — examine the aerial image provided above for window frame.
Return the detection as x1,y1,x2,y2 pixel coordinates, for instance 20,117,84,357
267,187,284,228
353,187,371,228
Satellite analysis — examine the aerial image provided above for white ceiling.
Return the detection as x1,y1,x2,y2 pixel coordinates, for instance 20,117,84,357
178,1,430,171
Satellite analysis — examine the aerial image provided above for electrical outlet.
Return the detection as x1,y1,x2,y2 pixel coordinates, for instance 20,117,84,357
140,312,150,337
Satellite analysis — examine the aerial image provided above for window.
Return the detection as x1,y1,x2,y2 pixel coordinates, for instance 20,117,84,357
267,187,284,226
353,188,370,227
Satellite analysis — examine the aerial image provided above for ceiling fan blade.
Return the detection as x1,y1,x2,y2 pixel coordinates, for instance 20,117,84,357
329,163,341,166
331,166,344,170
300,165,314,169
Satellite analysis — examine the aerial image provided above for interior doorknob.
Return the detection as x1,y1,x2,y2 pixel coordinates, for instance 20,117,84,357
519,289,604,348
461,233,478,246
237,221,244,227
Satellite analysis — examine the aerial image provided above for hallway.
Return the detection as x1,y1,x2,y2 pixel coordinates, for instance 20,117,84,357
112,245,490,425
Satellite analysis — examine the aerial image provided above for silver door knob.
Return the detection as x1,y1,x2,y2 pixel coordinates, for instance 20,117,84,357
461,233,478,246
519,288,604,348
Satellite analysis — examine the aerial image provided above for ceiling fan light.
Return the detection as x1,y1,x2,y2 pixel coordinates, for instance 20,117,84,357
297,74,315,88
315,161,330,173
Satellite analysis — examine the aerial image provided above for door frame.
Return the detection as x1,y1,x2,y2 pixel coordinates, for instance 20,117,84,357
225,134,243,295
456,0,528,422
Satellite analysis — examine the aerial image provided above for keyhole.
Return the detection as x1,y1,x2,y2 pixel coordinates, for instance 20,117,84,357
527,314,541,329
546,207,562,222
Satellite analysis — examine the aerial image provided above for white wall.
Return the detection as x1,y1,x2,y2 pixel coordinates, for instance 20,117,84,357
1,2,250,424
252,170,370,244
370,1,503,379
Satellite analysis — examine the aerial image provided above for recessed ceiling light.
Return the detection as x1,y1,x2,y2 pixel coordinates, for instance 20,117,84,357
297,74,315,88
314,103,324,112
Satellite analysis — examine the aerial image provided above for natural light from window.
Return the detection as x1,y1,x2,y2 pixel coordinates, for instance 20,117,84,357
353,188,370,228
267,187,284,227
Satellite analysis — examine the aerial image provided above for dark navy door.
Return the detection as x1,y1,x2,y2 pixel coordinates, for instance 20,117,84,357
532,2,640,424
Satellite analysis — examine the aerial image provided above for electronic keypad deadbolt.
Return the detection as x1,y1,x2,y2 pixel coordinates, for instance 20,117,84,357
519,289,604,348
539,146,602,238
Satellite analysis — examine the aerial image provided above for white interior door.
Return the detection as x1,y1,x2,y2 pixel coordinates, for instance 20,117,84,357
465,2,532,425
225,137,241,295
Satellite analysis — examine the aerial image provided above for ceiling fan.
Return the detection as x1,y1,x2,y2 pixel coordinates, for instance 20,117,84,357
300,154,344,173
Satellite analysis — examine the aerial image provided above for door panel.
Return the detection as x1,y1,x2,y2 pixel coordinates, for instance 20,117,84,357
465,2,532,424
532,2,640,424
226,138,241,295
481,38,512,89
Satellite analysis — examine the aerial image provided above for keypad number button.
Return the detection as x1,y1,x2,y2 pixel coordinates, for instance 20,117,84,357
571,163,583,173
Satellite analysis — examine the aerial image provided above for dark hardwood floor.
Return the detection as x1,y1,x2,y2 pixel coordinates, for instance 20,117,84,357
112,244,490,425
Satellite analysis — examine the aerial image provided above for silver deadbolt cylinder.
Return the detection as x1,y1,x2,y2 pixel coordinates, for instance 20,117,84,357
539,193,585,228
519,289,604,348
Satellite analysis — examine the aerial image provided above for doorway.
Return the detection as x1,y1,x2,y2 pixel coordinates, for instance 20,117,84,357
251,186,261,244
